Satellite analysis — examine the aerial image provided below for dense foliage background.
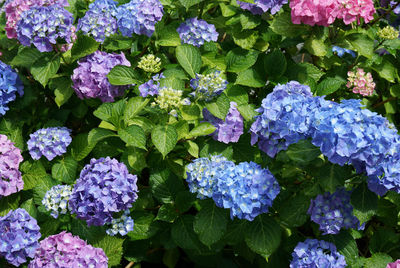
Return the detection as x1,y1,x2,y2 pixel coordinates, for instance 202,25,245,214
1,0,400,267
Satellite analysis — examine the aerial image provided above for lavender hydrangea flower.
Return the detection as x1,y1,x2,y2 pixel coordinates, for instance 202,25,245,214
290,239,347,268
77,0,118,43
0,208,41,266
27,127,72,161
0,134,23,197
69,157,139,226
332,46,356,57
106,210,134,236
42,184,73,218
177,17,219,47
308,188,362,235
116,0,163,37
71,51,131,102
186,155,235,199
139,73,165,97
29,231,108,268
0,60,23,116
16,4,74,52
203,102,244,144
190,71,227,101
237,0,288,15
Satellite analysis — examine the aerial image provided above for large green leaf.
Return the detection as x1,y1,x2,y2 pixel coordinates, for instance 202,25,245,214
176,45,202,78
107,65,143,85
286,140,321,163
188,122,216,138
118,125,146,150
264,50,287,79
128,211,159,240
151,125,178,158
0,194,20,216
178,0,204,9
31,54,60,87
346,33,374,59
316,77,346,96
51,156,78,184
93,236,125,267
279,194,310,228
11,47,41,68
71,35,99,60
325,231,359,266
149,168,185,203
171,215,203,250
351,183,378,224
270,13,309,37
226,48,259,73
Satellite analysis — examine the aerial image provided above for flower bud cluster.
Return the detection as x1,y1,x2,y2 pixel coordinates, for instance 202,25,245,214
346,68,375,96
190,71,227,102
42,184,73,218
152,87,190,113
138,54,162,73
377,25,399,40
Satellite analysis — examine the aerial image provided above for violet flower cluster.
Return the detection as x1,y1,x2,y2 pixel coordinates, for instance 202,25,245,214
69,157,139,226
186,156,280,221
387,260,400,268
116,0,163,37
71,51,131,102
106,210,134,236
27,127,72,161
203,102,244,144
190,71,227,102
77,0,118,43
290,239,346,268
29,231,108,268
16,4,74,52
0,134,23,197
332,46,356,58
177,17,219,47
0,60,23,116
139,73,165,97
237,0,288,15
0,208,41,266
42,184,73,218
308,188,362,235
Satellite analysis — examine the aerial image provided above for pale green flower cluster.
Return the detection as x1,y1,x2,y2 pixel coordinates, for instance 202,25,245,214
152,87,190,116
42,185,73,219
377,26,399,40
138,54,162,73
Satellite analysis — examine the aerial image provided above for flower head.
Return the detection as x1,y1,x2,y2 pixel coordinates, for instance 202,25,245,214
337,0,376,25
332,46,356,57
387,260,400,268
42,185,73,218
237,0,288,15
106,210,134,236
346,68,375,96
177,17,219,47
138,54,162,73
0,134,23,197
190,71,227,102
152,87,189,112
0,60,23,116
377,25,399,40
139,73,165,97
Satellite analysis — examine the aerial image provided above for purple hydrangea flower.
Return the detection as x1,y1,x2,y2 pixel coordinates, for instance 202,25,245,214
138,73,165,97
0,208,41,267
116,0,163,37
290,239,347,268
332,46,356,57
186,155,235,199
203,102,244,144
0,134,23,197
69,157,139,226
0,60,23,116
308,188,362,235
16,4,74,52
42,184,73,218
177,17,219,47
29,231,108,268
190,70,227,101
106,210,134,236
237,0,288,15
27,127,72,161
71,51,131,102
77,0,118,43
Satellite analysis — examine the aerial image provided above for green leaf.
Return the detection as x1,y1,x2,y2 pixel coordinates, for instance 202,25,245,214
264,50,287,79
279,194,310,228
390,84,400,97
188,122,216,138
346,33,374,59
128,211,159,240
176,45,202,78
156,24,181,47
171,215,202,250
372,57,398,83
33,176,58,205
151,125,178,158
185,140,199,158
21,160,51,190
156,204,179,223
0,119,24,150
369,227,400,254
124,97,150,123
181,105,201,121
193,200,228,246
0,194,20,216
235,68,265,88
316,77,346,96
93,236,125,267
318,164,351,193
240,13,260,30
51,156,78,184
20,199,38,219
103,35,133,51
245,215,281,257
11,47,41,68
71,35,99,61
71,218,106,244
325,231,359,266
226,48,259,73
178,0,204,9
223,219,249,245
364,253,393,268
118,125,146,149
31,54,60,87
205,93,231,119
149,168,185,203
286,140,321,163
49,77,74,107
287,62,324,84
304,37,328,57
226,85,248,105
351,183,378,224
107,65,143,85
270,13,309,37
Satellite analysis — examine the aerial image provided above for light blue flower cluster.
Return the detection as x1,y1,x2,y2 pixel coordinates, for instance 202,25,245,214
42,185,73,219
139,73,165,97
77,0,118,43
332,46,356,57
0,60,23,116
186,156,280,221
16,4,74,52
177,17,219,47
237,0,288,15
116,0,163,37
106,210,134,236
290,239,346,268
190,71,228,102
27,127,72,161
308,188,362,235
0,208,41,266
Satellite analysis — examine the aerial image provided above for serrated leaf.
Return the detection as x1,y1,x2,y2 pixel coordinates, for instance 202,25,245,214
118,125,146,149
171,215,202,250
351,183,378,224
176,45,202,78
151,125,178,158
149,168,185,203
178,0,204,9
71,218,106,244
188,122,216,138
205,93,231,119
286,140,321,163
264,50,287,79
71,35,99,60
93,235,125,267
235,68,265,88
51,156,78,184
31,54,60,87
223,219,249,245
346,33,374,59
270,13,309,37
316,77,345,96
0,194,20,216
124,97,150,124
364,253,393,268
185,140,199,158
21,160,50,190
156,24,181,47
107,65,142,85
49,77,74,107
11,47,41,68
33,176,58,205
128,212,159,240
279,194,309,228
156,204,179,223
226,48,259,73
20,199,38,219
325,231,359,266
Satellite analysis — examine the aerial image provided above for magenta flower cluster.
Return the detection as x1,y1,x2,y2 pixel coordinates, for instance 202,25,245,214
0,134,23,197
29,231,108,268
69,157,139,226
71,51,131,102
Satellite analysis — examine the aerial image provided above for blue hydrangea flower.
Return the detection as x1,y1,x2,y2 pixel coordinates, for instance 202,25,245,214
77,0,118,43
237,0,288,15
186,155,235,199
177,17,219,47
308,188,362,235
190,70,227,102
116,0,163,37
27,127,72,161
106,210,134,236
42,185,73,219
0,60,23,116
69,157,139,226
138,73,165,97
290,239,347,268
16,4,74,52
0,208,41,266
332,46,356,57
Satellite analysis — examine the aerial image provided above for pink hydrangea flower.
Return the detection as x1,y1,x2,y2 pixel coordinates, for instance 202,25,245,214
337,0,375,24
0,134,23,196
346,68,375,96
387,260,400,268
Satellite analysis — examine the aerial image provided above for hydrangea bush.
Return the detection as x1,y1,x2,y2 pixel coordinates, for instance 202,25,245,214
1,0,400,266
